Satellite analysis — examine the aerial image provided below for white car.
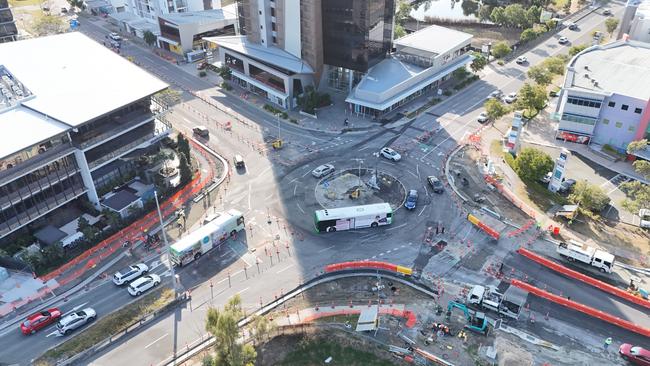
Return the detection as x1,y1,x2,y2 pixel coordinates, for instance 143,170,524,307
311,164,335,178
128,274,161,296
558,36,569,45
380,147,401,161
108,32,122,42
113,263,149,285
488,90,503,99
515,56,527,65
504,92,518,104
56,308,96,335
477,112,489,123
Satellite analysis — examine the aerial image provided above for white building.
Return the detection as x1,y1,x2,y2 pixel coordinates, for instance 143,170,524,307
618,0,650,43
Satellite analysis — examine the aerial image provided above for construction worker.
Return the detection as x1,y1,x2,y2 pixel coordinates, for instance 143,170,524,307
604,337,612,350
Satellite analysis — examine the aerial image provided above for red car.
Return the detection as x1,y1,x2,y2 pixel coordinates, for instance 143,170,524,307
620,344,650,366
20,308,62,335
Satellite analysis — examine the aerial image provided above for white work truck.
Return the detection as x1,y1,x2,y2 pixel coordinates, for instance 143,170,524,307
466,284,527,320
556,240,615,273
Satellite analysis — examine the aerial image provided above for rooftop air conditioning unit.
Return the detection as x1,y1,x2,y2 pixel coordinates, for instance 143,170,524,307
584,73,590,79
593,81,598,87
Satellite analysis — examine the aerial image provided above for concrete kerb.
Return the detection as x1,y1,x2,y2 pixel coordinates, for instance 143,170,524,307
444,144,470,203
189,138,229,202
159,270,439,366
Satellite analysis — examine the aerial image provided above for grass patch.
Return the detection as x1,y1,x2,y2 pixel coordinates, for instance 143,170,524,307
278,339,396,366
35,288,175,366
9,0,43,7
313,314,360,325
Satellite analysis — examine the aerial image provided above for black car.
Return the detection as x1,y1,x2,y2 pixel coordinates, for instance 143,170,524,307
427,176,444,194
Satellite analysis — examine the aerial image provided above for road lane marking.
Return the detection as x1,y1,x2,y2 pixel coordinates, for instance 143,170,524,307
386,223,407,231
237,287,250,295
288,177,299,184
296,203,305,214
145,333,168,349
247,183,252,210
293,184,297,196
318,245,335,253
277,264,294,274
408,171,418,178
301,168,313,177
416,164,420,180
418,206,427,217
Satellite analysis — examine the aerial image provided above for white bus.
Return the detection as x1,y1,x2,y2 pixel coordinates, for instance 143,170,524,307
314,203,393,233
169,209,245,267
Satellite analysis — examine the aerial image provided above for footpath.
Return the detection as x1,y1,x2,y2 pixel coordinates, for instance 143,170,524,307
0,140,226,330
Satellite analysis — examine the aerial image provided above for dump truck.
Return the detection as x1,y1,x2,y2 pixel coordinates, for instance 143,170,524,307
556,240,615,273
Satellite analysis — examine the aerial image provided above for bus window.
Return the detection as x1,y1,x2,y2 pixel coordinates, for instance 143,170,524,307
317,219,336,232
237,216,245,226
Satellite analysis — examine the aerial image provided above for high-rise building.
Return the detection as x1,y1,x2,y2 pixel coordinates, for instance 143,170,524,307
0,0,17,43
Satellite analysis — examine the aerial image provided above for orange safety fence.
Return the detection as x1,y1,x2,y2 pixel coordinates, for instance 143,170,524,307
324,261,413,276
517,248,650,309
467,214,500,240
511,279,650,337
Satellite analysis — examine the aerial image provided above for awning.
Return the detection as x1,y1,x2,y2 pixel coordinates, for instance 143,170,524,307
158,36,179,46
231,69,288,100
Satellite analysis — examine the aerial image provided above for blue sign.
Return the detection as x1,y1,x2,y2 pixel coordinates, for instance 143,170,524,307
322,181,330,188
69,19,79,30
202,236,210,244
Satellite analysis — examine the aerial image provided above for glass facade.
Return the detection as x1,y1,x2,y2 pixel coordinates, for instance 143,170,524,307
322,0,395,72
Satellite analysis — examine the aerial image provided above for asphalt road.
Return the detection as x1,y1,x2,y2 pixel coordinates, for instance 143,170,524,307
0,4,642,365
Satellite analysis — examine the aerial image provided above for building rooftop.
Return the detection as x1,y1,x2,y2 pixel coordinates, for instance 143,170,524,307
102,189,140,211
0,32,168,128
204,35,314,74
161,5,237,25
0,107,70,159
568,40,650,100
393,25,472,56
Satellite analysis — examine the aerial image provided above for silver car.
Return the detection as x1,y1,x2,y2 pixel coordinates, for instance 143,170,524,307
128,274,161,296
57,308,96,335
113,263,149,285
380,147,401,161
311,164,335,178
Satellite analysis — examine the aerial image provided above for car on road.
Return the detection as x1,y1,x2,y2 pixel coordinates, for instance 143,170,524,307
108,32,121,42
540,172,552,184
477,112,489,123
603,9,612,16
488,90,503,100
57,308,96,335
60,7,68,13
515,56,527,65
504,92,518,104
619,344,650,366
558,178,576,193
567,22,578,30
193,126,209,137
113,263,149,285
311,163,335,178
234,154,245,169
128,274,161,296
21,308,62,335
380,147,401,161
404,189,418,210
558,36,569,45
427,176,444,194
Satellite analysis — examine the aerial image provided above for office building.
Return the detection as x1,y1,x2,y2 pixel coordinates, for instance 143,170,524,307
0,0,17,43
0,33,169,245
158,7,237,54
618,0,650,43
556,40,650,153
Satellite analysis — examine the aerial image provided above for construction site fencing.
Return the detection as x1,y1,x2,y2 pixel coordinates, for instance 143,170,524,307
324,261,413,276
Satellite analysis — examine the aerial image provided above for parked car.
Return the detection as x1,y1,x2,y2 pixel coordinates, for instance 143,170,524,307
515,56,528,65
504,92,518,104
558,178,576,193
311,163,335,178
488,90,503,99
113,263,149,285
558,36,569,45
234,154,245,169
380,147,401,161
619,344,650,366
427,176,444,194
603,9,612,16
128,274,161,296
540,172,552,184
196,62,208,70
57,308,96,335
404,189,418,210
567,22,578,30
193,126,209,137
21,308,62,335
477,112,489,123
108,32,121,42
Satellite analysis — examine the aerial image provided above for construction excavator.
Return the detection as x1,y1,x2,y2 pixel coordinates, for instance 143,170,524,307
446,301,488,335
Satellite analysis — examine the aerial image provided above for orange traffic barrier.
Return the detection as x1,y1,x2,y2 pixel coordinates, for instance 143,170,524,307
517,248,650,309
511,279,650,337
324,261,411,275
467,214,500,240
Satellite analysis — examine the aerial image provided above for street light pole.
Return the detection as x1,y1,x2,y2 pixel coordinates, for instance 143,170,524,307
154,190,177,298
276,113,281,141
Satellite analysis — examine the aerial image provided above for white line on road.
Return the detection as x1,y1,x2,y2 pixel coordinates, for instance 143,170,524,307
296,203,305,214
387,223,408,231
318,245,335,253
293,184,297,196
288,177,299,184
231,269,244,277
145,333,168,349
416,164,420,180
256,165,272,179
418,206,427,217
358,145,373,152
277,264,294,274
220,251,231,258
247,183,252,210
301,168,313,177
408,171,418,178
237,287,250,295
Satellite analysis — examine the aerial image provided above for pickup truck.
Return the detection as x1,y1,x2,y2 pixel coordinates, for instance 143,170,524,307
556,240,615,273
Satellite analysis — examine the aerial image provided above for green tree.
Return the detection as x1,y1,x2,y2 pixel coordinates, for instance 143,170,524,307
525,6,542,28
77,216,98,242
205,295,256,366
527,65,552,85
491,41,511,59
490,7,506,25
143,30,157,46
478,5,493,21
101,209,123,230
249,315,274,345
514,147,554,182
542,56,566,75
393,23,406,39
462,0,479,16
569,44,588,56
619,181,650,213
484,98,510,120
545,19,558,31
177,133,191,164
41,243,65,265
66,0,84,10
605,18,619,36
563,0,572,13
503,4,527,27
395,1,412,25
218,66,232,80
470,52,487,73
32,14,65,36
179,153,193,185
627,139,648,153
632,160,650,180
520,28,538,43
452,67,470,80
568,181,611,212
517,83,547,113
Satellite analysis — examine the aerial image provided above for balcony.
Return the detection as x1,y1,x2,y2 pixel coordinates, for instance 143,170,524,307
0,182,86,239
72,108,155,150
0,143,75,186
1,167,80,211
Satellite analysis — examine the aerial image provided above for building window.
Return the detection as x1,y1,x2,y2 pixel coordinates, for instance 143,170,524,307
634,107,642,114
622,104,629,111
561,113,597,125
608,101,615,107
271,22,276,31
261,25,263,29
602,118,609,124
272,36,277,44
628,126,635,132
615,122,623,128
259,10,261,14
270,7,275,16
566,97,601,108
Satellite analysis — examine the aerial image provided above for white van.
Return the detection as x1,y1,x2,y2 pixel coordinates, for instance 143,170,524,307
639,209,650,229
